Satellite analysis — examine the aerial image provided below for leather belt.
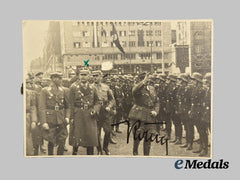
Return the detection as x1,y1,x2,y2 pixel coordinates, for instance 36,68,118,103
47,106,64,111
74,104,90,110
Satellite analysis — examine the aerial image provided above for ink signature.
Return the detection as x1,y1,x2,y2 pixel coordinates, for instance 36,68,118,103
111,120,169,155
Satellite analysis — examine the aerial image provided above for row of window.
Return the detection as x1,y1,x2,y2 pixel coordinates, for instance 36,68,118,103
72,30,161,37
72,21,161,26
73,41,162,48
68,53,164,61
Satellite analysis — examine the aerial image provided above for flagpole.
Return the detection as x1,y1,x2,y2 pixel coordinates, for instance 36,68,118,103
150,22,153,73
161,21,165,74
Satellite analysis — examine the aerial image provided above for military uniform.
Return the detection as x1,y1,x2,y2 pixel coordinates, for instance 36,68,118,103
32,78,46,155
129,73,159,156
189,73,207,156
169,77,183,144
39,72,70,155
164,75,178,140
110,77,124,133
25,80,34,156
94,76,115,155
69,70,100,155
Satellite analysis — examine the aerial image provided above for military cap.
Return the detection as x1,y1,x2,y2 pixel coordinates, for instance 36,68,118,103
92,70,102,75
79,69,90,75
35,72,43,77
158,74,166,81
26,79,32,83
179,74,188,83
168,74,177,82
191,72,203,83
204,73,211,82
50,72,63,78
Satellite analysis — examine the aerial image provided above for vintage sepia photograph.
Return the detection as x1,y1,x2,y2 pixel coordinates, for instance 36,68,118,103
23,20,213,158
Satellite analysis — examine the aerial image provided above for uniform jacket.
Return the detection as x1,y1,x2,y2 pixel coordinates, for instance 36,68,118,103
129,81,159,122
69,82,100,146
38,83,70,126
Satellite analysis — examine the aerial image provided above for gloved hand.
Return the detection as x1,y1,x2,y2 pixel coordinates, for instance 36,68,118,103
105,107,111,112
42,123,49,130
31,122,37,129
65,118,69,125
151,111,157,117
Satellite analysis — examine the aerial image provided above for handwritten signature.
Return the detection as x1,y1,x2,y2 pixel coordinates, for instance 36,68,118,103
111,120,169,155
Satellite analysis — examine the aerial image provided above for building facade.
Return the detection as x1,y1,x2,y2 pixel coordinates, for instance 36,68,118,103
174,21,212,74
55,20,173,77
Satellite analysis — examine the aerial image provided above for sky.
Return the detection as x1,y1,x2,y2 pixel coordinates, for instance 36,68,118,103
22,20,49,73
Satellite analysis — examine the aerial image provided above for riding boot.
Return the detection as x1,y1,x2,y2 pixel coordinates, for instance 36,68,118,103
48,142,54,155
143,141,151,156
87,146,94,155
133,139,140,155
57,144,65,155
72,146,78,155
103,132,110,155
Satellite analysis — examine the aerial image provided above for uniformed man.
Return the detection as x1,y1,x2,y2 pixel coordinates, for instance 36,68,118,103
128,72,159,156
110,75,124,134
174,74,189,146
181,75,195,150
25,79,34,156
32,72,46,154
189,72,206,156
197,72,211,156
93,70,116,155
69,69,100,155
39,72,70,155
164,74,178,140
203,73,211,133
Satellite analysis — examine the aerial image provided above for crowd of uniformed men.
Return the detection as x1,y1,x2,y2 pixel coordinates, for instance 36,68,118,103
25,68,211,157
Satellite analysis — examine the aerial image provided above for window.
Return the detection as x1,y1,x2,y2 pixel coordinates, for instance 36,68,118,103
155,41,161,47
95,56,100,60
83,31,89,37
129,30,135,36
119,31,122,36
139,53,151,59
154,22,161,25
73,42,80,48
104,54,118,60
129,41,136,47
123,31,127,36
121,53,136,60
156,52,162,59
155,30,161,36
111,42,116,47
121,41,127,47
146,41,153,47
146,30,153,36
102,42,109,47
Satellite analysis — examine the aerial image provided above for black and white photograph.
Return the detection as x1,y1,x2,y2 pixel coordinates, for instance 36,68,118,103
23,20,212,158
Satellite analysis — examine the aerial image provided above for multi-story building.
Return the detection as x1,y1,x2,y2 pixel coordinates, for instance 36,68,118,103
43,20,173,77
174,21,212,74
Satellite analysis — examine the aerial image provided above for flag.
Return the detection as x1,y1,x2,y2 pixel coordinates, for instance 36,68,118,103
111,22,125,54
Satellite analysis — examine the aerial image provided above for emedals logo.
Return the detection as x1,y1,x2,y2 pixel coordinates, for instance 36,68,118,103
175,159,229,169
